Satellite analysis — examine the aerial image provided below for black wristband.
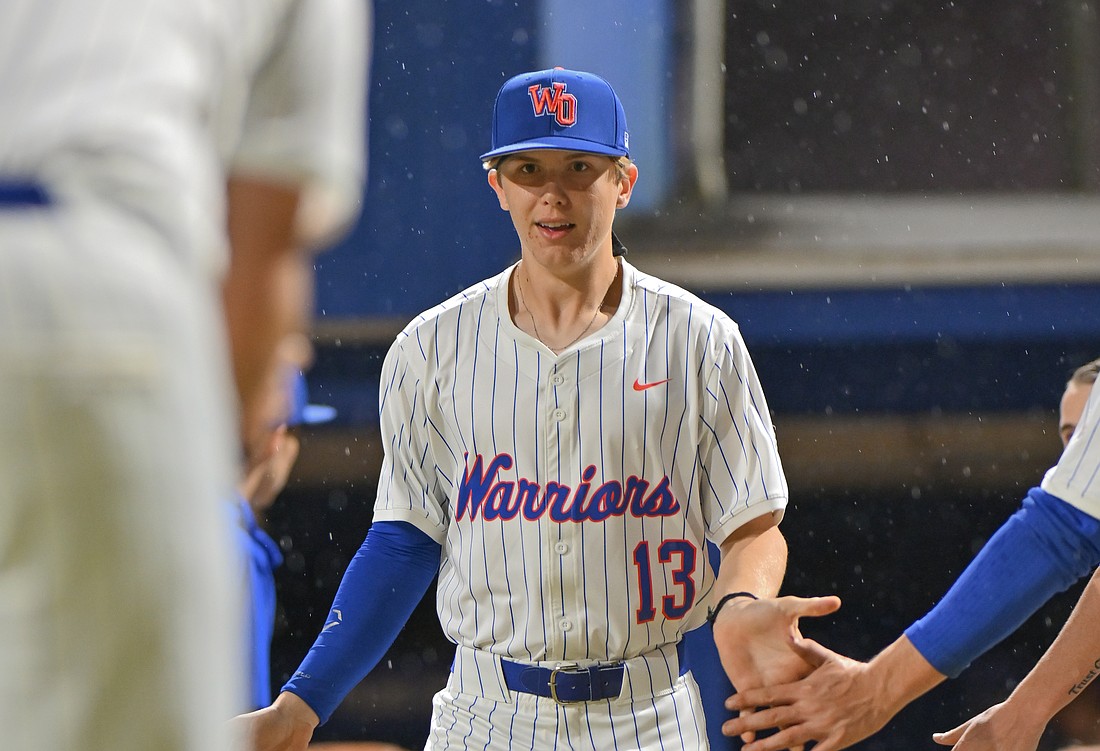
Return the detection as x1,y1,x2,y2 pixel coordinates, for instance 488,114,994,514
706,591,759,626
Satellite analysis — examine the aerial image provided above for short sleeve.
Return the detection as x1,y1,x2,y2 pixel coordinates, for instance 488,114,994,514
231,0,369,247
700,324,788,544
372,338,449,543
1042,384,1100,518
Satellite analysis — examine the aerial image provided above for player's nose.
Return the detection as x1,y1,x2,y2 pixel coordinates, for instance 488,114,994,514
538,178,568,205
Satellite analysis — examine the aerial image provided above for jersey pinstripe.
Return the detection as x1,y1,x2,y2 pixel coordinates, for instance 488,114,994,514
373,258,788,665
1043,381,1100,516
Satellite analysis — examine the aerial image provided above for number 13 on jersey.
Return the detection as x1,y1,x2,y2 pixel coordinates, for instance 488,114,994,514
633,539,697,623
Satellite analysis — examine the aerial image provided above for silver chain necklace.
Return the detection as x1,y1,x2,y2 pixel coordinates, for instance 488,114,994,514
517,265,612,353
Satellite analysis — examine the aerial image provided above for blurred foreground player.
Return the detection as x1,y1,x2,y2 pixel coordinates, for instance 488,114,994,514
236,67,837,750
0,1,367,749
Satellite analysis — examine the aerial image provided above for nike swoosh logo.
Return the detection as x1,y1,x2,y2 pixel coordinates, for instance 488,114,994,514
633,378,670,392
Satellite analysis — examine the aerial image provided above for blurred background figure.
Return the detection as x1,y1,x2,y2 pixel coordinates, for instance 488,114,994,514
236,361,337,711
233,350,416,751
1057,360,1100,448
1047,358,1100,750
930,359,1100,751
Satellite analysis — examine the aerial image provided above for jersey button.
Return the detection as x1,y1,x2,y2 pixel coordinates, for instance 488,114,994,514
560,620,573,632
552,408,567,421
554,541,569,555
550,374,565,386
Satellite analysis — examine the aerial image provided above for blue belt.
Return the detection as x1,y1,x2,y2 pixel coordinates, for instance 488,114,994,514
0,181,51,207
500,642,687,704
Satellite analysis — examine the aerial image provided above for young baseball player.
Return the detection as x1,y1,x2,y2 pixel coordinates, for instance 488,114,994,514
725,359,1100,751
0,2,366,749
235,67,838,750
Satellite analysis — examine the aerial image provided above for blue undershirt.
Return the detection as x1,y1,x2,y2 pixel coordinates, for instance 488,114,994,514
906,487,1100,677
281,520,441,723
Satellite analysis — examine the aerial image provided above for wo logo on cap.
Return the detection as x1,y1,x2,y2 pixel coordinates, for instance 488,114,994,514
528,82,576,127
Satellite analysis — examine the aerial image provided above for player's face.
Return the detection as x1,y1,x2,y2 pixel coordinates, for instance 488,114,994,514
488,150,637,270
1060,380,1093,446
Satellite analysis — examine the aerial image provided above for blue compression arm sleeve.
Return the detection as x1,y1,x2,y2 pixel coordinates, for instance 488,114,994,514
281,520,440,723
905,487,1100,678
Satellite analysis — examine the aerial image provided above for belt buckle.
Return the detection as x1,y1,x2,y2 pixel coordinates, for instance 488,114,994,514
548,662,582,704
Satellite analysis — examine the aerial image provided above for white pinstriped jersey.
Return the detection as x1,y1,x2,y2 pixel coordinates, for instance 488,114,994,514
373,258,788,664
1043,382,1100,517
0,1,365,748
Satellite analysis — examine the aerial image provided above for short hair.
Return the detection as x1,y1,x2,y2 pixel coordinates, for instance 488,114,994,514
1070,357,1100,386
484,154,634,181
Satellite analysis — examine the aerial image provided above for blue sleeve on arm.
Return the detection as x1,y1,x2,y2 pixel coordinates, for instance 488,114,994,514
281,520,440,723
905,487,1100,678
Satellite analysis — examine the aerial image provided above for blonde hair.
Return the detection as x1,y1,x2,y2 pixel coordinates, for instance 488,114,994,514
1070,357,1100,386
484,154,634,180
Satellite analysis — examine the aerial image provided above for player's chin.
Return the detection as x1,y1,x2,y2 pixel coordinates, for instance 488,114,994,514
524,241,591,268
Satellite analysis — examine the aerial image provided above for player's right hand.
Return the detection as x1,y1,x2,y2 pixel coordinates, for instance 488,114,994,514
722,635,884,751
229,692,318,751
724,630,948,751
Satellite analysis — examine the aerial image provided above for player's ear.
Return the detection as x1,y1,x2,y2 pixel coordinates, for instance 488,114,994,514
615,162,638,209
487,169,509,211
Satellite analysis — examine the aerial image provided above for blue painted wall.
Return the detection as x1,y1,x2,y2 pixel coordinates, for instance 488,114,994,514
314,0,675,319
308,1,1100,422
540,0,674,212
314,0,539,318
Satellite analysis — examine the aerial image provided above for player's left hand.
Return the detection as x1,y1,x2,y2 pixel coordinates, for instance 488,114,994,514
712,594,840,747
713,594,840,689
932,701,1045,751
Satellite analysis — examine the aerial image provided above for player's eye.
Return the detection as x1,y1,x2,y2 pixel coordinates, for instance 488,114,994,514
517,162,538,174
569,161,590,172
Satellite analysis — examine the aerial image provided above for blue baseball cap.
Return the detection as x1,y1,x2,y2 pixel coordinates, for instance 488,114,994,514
288,371,336,426
480,67,629,161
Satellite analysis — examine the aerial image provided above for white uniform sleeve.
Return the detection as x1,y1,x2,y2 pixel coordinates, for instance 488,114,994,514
231,0,369,247
1042,382,1100,516
701,325,789,545
372,338,450,544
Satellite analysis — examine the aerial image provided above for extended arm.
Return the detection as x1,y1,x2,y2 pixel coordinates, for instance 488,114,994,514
905,487,1100,677
934,566,1100,750
233,521,441,750
725,488,1100,751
